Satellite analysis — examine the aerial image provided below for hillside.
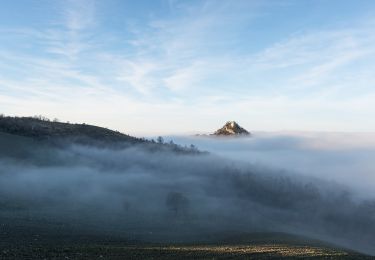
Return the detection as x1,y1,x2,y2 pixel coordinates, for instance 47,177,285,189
0,115,201,153
0,115,141,144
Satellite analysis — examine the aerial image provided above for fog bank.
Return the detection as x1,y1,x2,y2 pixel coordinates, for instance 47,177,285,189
171,132,375,197
1,133,375,254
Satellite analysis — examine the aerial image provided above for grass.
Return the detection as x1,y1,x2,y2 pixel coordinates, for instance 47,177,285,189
1,243,371,259
0,214,372,259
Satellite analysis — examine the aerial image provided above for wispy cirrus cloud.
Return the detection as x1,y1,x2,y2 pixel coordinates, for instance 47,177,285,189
64,0,96,31
46,0,97,59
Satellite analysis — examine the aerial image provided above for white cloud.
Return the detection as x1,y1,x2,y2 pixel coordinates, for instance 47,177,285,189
64,0,96,31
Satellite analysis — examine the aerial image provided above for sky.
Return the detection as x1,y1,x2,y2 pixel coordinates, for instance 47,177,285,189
1,0,375,135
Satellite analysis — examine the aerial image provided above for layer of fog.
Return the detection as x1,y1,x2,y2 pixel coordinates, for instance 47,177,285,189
0,133,375,254
170,132,375,198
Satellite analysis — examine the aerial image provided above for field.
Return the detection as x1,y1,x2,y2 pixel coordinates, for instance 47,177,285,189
0,220,371,259
1,241,371,259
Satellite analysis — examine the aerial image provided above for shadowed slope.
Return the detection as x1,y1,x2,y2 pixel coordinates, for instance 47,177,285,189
0,116,140,144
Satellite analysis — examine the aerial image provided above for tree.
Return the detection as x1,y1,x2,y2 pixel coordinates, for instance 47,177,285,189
157,136,164,144
166,191,189,217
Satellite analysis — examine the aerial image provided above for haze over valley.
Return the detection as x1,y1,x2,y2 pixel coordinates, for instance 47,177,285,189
0,116,374,259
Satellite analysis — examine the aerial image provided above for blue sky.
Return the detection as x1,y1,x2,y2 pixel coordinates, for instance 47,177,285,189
1,0,375,135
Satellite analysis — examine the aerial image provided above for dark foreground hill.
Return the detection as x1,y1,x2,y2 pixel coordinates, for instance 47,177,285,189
0,222,371,260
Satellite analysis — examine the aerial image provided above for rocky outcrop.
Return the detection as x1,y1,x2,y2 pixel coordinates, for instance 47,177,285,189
213,121,250,136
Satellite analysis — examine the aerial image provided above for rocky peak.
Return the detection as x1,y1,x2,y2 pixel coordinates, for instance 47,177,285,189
213,121,250,136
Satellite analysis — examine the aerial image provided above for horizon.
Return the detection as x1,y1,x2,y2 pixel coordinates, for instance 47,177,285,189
4,114,375,137
1,0,375,135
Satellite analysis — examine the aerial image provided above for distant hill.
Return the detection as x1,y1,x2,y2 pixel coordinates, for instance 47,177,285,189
0,115,141,144
213,121,250,136
0,115,200,153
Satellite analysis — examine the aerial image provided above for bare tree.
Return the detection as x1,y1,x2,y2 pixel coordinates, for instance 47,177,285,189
157,136,164,144
166,191,189,217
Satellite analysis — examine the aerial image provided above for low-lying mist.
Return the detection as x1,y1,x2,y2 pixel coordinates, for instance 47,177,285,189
172,132,375,197
1,132,375,254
